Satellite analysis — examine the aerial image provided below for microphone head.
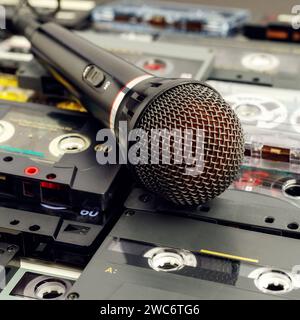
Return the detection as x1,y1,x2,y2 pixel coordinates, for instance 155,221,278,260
132,81,244,206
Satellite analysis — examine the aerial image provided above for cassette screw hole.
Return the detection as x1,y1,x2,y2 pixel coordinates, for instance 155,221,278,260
253,77,260,82
0,249,5,254
3,156,13,162
287,223,299,230
125,210,135,216
265,216,275,224
67,292,79,300
10,219,19,225
236,74,243,79
46,173,56,180
29,225,40,232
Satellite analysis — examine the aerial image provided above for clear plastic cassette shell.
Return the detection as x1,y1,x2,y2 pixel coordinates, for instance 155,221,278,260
207,80,300,166
91,0,250,37
232,164,300,209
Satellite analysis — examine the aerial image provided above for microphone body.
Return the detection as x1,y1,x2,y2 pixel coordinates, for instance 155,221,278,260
15,15,245,206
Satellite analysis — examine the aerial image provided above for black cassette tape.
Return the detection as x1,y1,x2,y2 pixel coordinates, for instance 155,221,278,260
0,100,128,267
0,99,123,223
0,256,80,300
69,190,300,299
158,34,300,89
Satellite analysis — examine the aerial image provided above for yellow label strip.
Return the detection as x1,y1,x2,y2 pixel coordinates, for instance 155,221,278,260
200,249,259,264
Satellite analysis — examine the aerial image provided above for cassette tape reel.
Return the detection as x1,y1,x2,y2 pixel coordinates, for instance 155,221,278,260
0,259,81,300
241,53,280,73
225,93,287,129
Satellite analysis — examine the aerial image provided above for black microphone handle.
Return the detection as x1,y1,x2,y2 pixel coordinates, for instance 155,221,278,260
22,20,153,129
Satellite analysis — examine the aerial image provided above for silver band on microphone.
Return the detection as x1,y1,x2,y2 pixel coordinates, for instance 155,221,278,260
109,74,153,130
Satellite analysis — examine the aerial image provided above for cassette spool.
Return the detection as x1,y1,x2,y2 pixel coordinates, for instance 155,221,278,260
207,80,300,167
91,0,249,37
0,100,123,225
0,258,81,300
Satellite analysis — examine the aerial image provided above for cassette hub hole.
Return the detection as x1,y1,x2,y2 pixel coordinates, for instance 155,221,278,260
255,270,293,294
58,136,87,153
34,279,67,300
283,180,300,199
149,250,185,272
235,103,261,121
49,134,90,157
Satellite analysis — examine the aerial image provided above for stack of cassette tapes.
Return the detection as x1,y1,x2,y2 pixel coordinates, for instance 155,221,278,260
2,0,300,301
206,81,300,211
91,0,250,38
0,99,127,268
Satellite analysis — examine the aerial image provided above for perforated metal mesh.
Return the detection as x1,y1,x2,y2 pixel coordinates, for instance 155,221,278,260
133,82,244,206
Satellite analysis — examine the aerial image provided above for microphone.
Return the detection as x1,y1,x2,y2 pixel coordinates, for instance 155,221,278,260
14,13,244,206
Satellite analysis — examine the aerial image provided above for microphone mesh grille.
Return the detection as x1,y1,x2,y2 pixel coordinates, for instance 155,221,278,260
133,82,244,206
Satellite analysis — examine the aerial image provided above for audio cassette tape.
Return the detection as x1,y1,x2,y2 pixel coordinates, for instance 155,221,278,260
68,202,300,300
158,34,300,89
243,13,300,43
76,31,214,81
0,258,81,300
207,80,300,169
231,165,300,211
0,99,123,224
91,0,249,38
